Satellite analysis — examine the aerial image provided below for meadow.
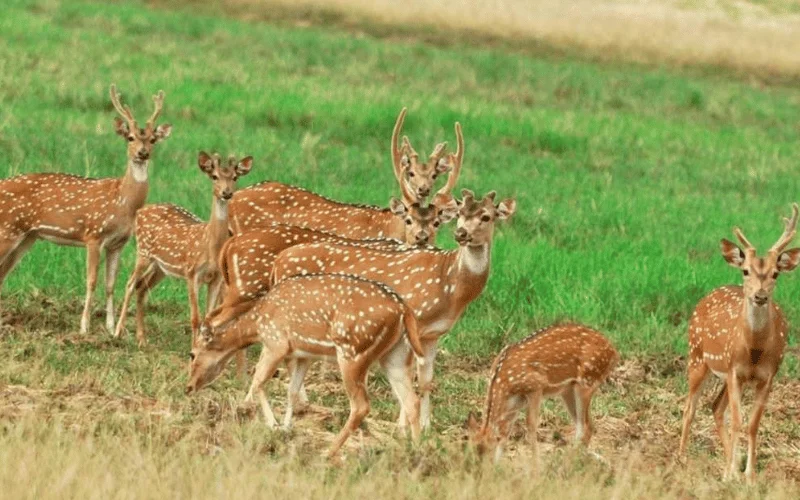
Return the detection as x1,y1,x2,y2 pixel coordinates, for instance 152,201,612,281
1,0,799,497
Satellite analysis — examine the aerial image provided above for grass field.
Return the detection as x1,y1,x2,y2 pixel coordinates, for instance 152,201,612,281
1,0,800,497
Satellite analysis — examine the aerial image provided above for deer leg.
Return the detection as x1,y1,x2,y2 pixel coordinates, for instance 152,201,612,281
526,388,543,466
381,342,420,441
725,372,743,481
114,257,153,338
562,383,578,424
712,383,731,463
745,377,773,485
186,274,202,339
79,242,101,334
244,345,288,428
576,385,596,446
328,358,370,458
679,362,709,455
417,339,439,430
0,234,36,321
283,358,312,429
104,245,123,332
134,267,164,347
205,277,223,313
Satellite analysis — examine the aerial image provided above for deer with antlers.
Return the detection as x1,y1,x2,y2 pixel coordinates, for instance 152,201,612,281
270,190,516,429
113,153,252,346
227,110,463,238
203,195,458,334
186,273,425,457
679,203,800,484
0,85,171,333
466,323,618,463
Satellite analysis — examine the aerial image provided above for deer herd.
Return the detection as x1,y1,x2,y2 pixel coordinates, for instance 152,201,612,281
0,85,796,483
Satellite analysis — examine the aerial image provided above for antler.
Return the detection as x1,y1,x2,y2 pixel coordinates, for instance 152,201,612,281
109,84,136,129
435,122,464,197
145,90,165,131
391,107,408,182
770,202,799,254
429,142,448,164
733,227,754,250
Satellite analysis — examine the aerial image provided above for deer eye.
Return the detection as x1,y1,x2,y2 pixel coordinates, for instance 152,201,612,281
233,175,238,181
127,135,135,142
432,173,438,180
773,271,779,279
149,137,157,144
189,352,196,361
433,220,440,227
211,174,219,181
408,172,415,178
405,218,412,225
480,214,491,222
742,270,749,276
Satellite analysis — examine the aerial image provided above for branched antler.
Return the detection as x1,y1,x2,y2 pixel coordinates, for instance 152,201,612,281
146,90,165,131
733,227,754,250
770,203,799,254
436,122,464,197
391,107,408,182
109,84,136,129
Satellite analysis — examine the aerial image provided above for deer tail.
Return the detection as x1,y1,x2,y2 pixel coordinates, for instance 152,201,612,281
402,305,426,365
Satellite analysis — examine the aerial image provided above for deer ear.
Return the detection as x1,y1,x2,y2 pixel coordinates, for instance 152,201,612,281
720,239,745,268
777,248,800,272
114,117,130,138
435,157,452,174
465,412,480,432
236,156,254,176
153,123,172,141
495,199,516,220
389,197,408,216
434,194,459,223
198,152,215,174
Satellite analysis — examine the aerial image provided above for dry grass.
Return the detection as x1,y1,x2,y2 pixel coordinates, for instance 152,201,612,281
226,0,800,81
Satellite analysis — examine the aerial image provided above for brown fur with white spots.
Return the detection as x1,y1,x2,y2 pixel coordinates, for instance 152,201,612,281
390,108,463,202
679,203,800,484
270,189,516,428
204,196,457,333
466,323,618,463
0,85,171,333
114,153,253,347
186,273,425,457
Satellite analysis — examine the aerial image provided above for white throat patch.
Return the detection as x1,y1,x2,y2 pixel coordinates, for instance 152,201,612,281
130,161,149,182
459,245,489,274
215,199,229,220
747,303,770,332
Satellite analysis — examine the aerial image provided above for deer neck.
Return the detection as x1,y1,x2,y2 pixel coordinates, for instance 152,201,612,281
740,299,773,347
118,160,150,212
380,212,406,240
453,243,490,300
206,197,231,261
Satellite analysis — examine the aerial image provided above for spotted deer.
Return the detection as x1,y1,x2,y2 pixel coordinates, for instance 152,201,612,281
679,203,800,484
186,273,426,457
466,323,618,463
0,85,171,333
226,114,463,238
270,190,516,428
203,194,458,333
391,107,457,201
114,153,253,346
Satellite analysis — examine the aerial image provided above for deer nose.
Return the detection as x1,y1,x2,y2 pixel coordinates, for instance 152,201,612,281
415,232,430,245
754,290,769,305
454,228,468,241
221,190,233,200
418,187,430,198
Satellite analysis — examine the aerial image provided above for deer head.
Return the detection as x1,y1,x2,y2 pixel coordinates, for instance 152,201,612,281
198,153,254,201
110,84,172,163
186,329,237,393
453,190,516,247
720,203,800,307
465,412,499,457
389,192,459,245
391,108,463,202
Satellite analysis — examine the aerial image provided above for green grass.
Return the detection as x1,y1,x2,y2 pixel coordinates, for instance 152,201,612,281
1,0,800,496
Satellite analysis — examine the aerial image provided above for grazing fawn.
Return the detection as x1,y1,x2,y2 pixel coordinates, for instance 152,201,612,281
186,274,425,457
466,323,618,463
679,203,800,484
271,189,516,428
203,194,459,332
227,113,463,238
0,85,171,333
114,153,253,346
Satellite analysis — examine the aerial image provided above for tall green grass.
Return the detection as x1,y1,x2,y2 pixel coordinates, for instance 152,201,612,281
1,0,800,368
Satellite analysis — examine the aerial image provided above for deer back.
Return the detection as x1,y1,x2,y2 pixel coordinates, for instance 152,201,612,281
229,182,401,239
0,173,140,245
134,203,207,272
688,285,787,377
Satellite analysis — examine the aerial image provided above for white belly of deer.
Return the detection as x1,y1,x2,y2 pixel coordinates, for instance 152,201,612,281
422,318,455,337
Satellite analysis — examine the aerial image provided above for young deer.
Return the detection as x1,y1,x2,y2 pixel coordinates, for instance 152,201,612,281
271,189,516,428
203,194,458,333
466,323,618,463
114,153,253,346
0,85,171,333
679,203,800,484
186,273,425,457
226,115,463,238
